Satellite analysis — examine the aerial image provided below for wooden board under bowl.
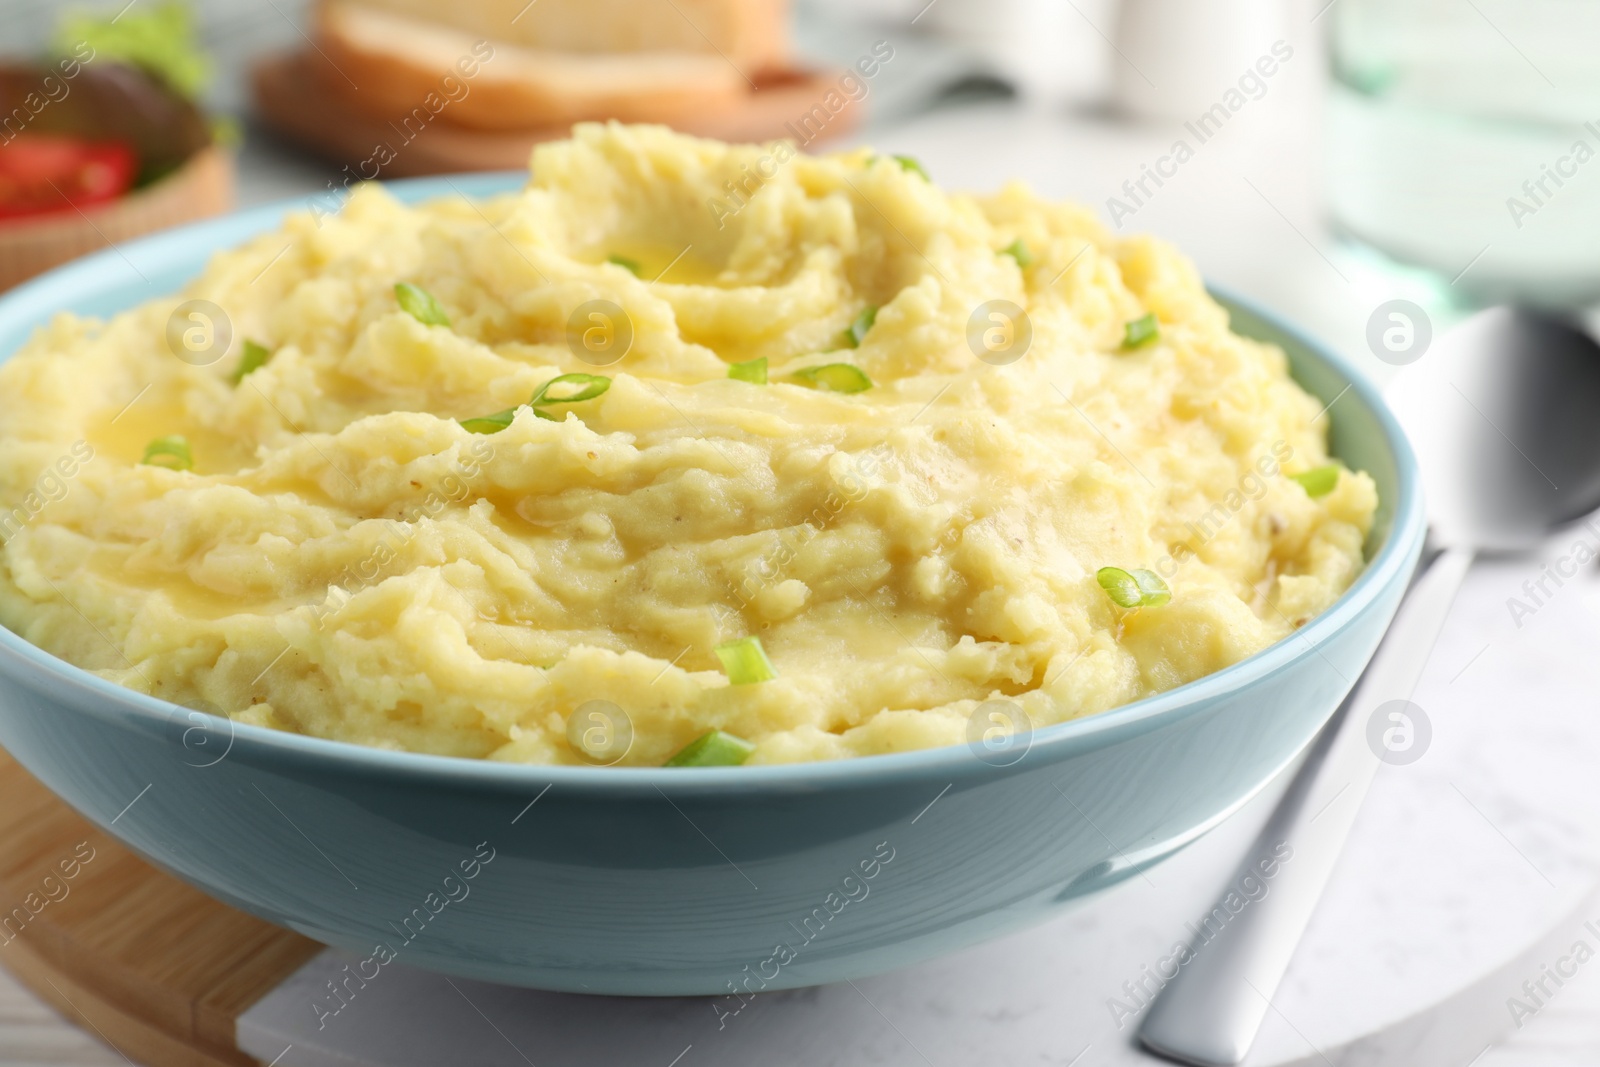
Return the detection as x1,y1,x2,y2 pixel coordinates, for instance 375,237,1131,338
251,50,860,177
0,748,317,1067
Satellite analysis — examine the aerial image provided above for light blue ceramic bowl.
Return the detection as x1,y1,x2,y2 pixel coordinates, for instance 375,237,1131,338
0,174,1425,995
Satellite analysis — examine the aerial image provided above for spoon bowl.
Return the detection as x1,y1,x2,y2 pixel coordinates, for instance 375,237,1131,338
1388,307,1600,552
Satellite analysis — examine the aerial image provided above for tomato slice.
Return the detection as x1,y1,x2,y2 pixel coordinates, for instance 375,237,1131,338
0,135,138,221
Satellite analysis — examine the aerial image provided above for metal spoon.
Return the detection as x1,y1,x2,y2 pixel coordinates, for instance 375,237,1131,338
1139,307,1600,1066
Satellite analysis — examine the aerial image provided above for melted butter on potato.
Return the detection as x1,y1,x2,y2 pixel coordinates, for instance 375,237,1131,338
0,124,1376,766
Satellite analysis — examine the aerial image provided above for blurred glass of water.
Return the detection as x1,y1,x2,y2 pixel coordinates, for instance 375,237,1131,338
1328,0,1600,307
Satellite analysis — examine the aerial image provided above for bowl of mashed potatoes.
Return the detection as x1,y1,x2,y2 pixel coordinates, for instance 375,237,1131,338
0,125,1423,993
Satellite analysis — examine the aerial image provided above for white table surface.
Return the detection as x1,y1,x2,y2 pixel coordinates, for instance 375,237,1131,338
7,965,1593,1067
4,1,1597,1060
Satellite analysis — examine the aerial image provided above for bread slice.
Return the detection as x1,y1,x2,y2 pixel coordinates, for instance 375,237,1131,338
314,0,752,131
343,0,788,70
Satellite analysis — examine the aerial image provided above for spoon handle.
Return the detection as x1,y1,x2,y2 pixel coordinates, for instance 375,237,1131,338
1138,546,1473,1067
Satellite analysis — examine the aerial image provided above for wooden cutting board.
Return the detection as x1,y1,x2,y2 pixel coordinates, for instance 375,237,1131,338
251,51,861,176
0,748,318,1067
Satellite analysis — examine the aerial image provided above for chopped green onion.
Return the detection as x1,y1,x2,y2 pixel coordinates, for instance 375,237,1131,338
1131,568,1172,606
231,340,271,384
665,729,756,767
460,408,518,434
728,356,767,384
1097,566,1170,609
715,635,777,685
794,363,873,394
1097,567,1141,608
1122,313,1159,349
141,435,193,471
1000,239,1034,268
1292,465,1340,497
529,373,611,420
867,154,930,180
891,154,929,180
843,305,878,348
395,282,449,327
607,254,643,276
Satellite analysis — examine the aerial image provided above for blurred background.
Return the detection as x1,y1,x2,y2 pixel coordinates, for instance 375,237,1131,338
7,0,1595,385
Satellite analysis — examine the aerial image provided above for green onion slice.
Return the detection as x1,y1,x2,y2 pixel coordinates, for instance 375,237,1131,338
1097,566,1170,609
395,282,450,327
715,635,777,685
1001,238,1034,268
607,254,643,276
794,363,873,394
231,340,271,384
1291,465,1340,497
728,356,767,384
1131,568,1172,606
1122,313,1159,349
891,154,929,180
460,408,518,434
844,305,878,348
665,729,756,767
141,435,193,471
529,373,611,420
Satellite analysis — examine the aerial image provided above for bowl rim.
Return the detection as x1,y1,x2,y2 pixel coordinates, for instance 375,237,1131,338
0,170,1427,796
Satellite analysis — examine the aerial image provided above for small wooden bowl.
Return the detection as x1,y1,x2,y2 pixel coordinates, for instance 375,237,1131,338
0,146,234,293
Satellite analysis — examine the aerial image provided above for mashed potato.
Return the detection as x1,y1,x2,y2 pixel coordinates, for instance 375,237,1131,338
0,124,1376,765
